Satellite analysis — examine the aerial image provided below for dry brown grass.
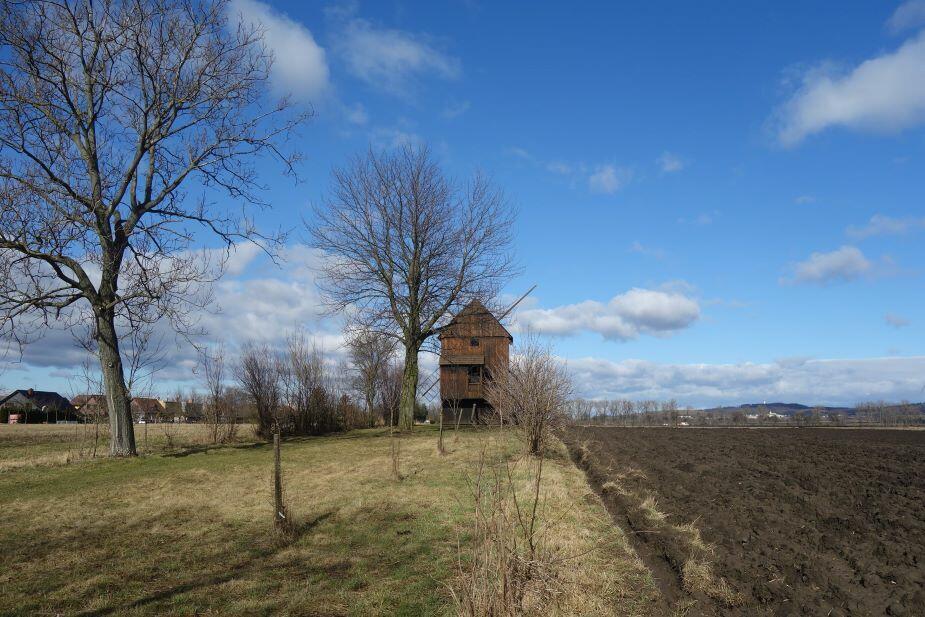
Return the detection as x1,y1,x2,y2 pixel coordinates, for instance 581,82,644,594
0,424,661,616
452,432,661,616
594,470,744,608
0,423,251,472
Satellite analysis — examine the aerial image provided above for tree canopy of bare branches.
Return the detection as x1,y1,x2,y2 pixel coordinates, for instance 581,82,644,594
199,342,238,443
0,0,306,455
235,342,281,439
311,145,516,431
348,329,397,428
487,337,572,455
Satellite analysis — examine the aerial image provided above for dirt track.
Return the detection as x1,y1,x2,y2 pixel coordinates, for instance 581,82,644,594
567,427,925,616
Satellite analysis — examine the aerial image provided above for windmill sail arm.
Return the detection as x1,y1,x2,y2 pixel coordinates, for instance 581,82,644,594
496,284,537,322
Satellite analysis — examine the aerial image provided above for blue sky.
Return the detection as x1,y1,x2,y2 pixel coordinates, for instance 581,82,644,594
4,0,925,407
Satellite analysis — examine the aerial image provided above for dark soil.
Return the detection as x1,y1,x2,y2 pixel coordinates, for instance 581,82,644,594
567,428,925,617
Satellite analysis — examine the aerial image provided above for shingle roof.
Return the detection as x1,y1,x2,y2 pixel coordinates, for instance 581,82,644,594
0,389,74,410
439,299,512,341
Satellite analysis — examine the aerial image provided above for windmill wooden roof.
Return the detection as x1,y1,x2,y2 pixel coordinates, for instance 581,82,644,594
439,299,512,341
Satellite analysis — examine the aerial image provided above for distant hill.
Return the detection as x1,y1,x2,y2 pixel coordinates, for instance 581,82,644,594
698,402,925,417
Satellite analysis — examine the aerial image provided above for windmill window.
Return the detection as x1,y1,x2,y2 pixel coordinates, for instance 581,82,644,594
470,337,479,347
467,365,482,385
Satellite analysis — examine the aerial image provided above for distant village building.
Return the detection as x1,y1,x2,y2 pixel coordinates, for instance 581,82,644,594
136,398,204,423
72,394,108,419
1,389,77,423
439,299,512,424
131,397,165,423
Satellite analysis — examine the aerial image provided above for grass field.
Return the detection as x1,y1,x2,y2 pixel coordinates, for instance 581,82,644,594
0,423,661,616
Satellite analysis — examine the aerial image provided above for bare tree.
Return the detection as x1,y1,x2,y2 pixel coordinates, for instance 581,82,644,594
67,357,106,458
280,330,337,435
486,336,572,455
0,0,305,456
348,329,397,428
236,342,282,439
310,145,516,431
379,359,403,428
199,342,237,444
663,399,679,428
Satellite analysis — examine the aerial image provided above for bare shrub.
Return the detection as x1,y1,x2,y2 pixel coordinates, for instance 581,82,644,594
200,344,238,444
348,329,398,428
237,334,366,440
487,337,572,455
379,360,404,429
236,343,282,440
161,412,178,451
280,332,364,435
452,441,562,616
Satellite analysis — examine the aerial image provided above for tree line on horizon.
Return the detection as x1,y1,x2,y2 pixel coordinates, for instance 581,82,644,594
567,398,925,427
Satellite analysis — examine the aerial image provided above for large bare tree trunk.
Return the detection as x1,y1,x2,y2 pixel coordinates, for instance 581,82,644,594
367,392,376,428
398,345,419,432
96,310,136,457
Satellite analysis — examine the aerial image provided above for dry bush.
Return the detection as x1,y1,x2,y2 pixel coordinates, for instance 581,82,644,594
454,337,580,614
160,418,178,451
379,360,404,428
280,333,367,436
486,336,572,455
453,439,567,616
348,329,398,428
236,343,282,440
200,344,239,444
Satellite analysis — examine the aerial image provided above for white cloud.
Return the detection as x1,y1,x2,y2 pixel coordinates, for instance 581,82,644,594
229,0,330,101
628,241,666,260
335,18,460,94
787,245,871,285
566,355,925,407
677,211,716,226
588,164,632,194
0,245,346,391
441,100,471,119
846,214,925,238
794,194,816,205
344,102,369,125
507,146,533,161
887,1,925,34
369,126,423,149
513,287,700,341
885,313,911,328
223,242,264,276
545,161,573,175
657,151,685,173
776,31,925,145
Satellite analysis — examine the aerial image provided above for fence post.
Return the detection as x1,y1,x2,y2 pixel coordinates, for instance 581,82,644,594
274,430,284,528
